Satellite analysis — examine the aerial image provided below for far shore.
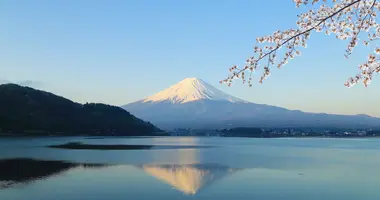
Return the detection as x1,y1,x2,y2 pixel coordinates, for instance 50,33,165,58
0,132,168,138
1,133,380,139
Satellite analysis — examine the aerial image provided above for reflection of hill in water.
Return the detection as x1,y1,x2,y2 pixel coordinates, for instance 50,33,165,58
142,163,242,195
0,158,107,189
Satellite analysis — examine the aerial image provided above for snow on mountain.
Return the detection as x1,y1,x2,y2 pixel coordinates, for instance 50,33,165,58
123,77,380,130
142,77,246,104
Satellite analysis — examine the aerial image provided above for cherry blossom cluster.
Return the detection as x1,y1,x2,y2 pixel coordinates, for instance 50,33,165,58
221,0,380,87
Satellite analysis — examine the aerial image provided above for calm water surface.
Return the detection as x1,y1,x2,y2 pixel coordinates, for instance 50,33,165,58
1,136,380,200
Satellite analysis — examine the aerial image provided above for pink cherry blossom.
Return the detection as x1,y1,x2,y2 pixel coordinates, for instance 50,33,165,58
222,0,380,88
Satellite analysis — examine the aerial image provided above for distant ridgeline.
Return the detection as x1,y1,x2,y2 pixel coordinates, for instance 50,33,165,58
0,84,163,136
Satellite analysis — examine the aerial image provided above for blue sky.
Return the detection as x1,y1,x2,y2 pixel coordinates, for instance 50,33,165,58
1,0,379,117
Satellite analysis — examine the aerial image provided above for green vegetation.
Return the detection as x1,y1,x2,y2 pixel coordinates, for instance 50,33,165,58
48,142,213,150
221,127,263,137
367,130,380,136
0,84,163,136
48,142,153,150
219,127,380,138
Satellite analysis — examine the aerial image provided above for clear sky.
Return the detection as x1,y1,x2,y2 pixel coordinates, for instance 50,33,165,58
1,0,379,117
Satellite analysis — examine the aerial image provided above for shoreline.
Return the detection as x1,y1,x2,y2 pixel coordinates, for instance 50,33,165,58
1,134,380,139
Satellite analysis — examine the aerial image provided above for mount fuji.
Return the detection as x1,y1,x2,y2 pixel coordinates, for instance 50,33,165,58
123,78,380,130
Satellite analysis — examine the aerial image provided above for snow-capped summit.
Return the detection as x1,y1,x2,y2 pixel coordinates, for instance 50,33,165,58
142,77,245,104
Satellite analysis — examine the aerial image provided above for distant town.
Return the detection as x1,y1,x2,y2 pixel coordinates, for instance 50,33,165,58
170,127,380,138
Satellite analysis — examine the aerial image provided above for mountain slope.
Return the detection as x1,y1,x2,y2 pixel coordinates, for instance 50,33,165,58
0,84,161,136
123,78,380,130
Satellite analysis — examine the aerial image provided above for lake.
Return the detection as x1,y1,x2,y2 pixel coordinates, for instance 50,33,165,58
1,136,380,200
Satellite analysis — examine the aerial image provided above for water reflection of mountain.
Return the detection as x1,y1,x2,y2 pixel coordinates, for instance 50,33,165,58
142,163,242,195
0,158,107,189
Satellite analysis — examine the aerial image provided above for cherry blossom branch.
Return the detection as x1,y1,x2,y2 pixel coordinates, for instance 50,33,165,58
222,0,380,88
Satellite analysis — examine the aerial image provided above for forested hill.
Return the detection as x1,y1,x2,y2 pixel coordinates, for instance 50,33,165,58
0,84,162,136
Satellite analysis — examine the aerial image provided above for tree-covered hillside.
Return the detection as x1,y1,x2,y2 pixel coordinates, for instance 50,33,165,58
0,84,162,136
